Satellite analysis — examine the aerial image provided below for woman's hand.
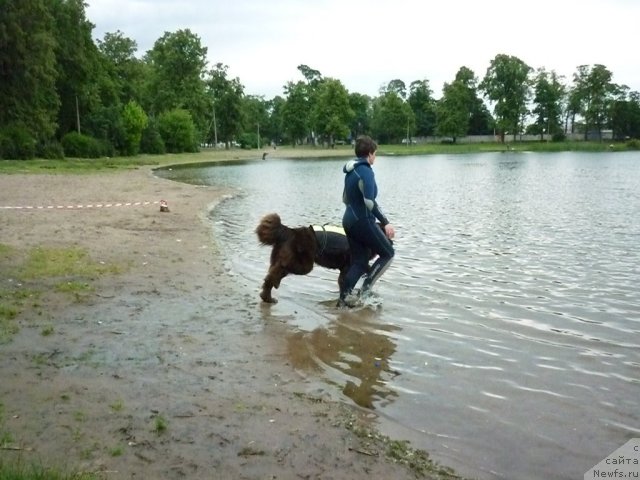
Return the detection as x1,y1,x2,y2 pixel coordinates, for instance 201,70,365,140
384,224,395,240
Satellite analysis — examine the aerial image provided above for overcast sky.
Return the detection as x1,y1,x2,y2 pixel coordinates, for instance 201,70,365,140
86,0,640,99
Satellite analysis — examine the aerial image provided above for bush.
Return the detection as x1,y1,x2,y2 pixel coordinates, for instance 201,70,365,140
0,132,11,159
37,140,65,159
61,132,107,158
158,109,197,153
140,119,165,155
238,132,261,149
122,101,148,156
0,123,36,159
85,106,124,157
552,132,567,142
626,138,640,150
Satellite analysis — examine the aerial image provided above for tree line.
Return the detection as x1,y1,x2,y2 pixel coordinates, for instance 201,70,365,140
2,0,640,160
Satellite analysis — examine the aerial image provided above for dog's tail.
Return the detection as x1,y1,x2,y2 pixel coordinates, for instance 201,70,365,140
256,213,288,245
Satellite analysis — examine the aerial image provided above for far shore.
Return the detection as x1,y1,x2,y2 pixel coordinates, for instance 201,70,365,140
0,139,633,175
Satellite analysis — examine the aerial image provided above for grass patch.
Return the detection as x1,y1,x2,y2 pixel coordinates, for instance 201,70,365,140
0,302,19,321
73,349,97,367
0,244,13,258
40,325,54,336
0,460,98,480
0,287,33,343
0,142,632,175
0,244,123,343
0,149,314,174
0,301,20,342
0,156,160,174
73,411,86,423
340,408,463,479
109,399,124,412
153,415,168,434
31,353,48,366
0,430,13,446
55,281,93,294
55,281,94,303
0,246,22,340
21,247,121,279
379,140,626,156
0,151,237,174
109,445,124,457
0,401,12,451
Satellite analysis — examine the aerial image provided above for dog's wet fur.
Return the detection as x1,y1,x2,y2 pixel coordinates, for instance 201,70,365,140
255,213,355,303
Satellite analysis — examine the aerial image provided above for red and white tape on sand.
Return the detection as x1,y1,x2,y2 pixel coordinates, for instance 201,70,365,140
0,200,162,211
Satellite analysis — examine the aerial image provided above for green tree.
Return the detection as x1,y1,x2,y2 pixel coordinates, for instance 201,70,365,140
312,78,354,146
371,91,414,143
531,69,566,139
570,64,618,140
610,90,640,140
145,29,209,137
408,79,437,137
122,101,148,155
140,116,165,154
565,87,582,134
297,64,323,87
241,95,269,148
97,30,145,104
296,65,324,143
436,67,492,141
436,81,470,142
264,96,286,146
480,54,532,142
383,79,408,99
454,67,494,135
348,93,372,139
0,0,58,153
282,81,311,146
467,102,494,136
49,0,113,138
84,105,123,155
205,63,244,146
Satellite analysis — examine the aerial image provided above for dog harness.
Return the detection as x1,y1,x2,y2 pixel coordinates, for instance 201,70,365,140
312,224,347,259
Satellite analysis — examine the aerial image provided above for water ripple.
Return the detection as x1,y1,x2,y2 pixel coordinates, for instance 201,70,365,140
162,151,640,480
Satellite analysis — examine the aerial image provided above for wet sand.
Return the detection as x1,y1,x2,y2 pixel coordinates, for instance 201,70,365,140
0,164,456,479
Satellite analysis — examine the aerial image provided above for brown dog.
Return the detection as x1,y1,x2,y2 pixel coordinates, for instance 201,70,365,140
256,213,355,303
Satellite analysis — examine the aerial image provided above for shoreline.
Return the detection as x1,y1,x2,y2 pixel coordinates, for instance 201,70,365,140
0,166,461,479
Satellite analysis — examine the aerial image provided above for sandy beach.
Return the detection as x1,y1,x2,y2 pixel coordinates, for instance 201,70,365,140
0,164,457,479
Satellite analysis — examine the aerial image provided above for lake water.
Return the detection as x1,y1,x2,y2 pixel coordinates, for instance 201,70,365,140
156,151,640,480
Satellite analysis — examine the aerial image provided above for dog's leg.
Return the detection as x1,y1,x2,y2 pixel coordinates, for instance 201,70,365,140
260,276,276,303
260,264,287,303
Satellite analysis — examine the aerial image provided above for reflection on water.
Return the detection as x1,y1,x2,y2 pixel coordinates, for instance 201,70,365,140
156,151,640,480
285,305,400,409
